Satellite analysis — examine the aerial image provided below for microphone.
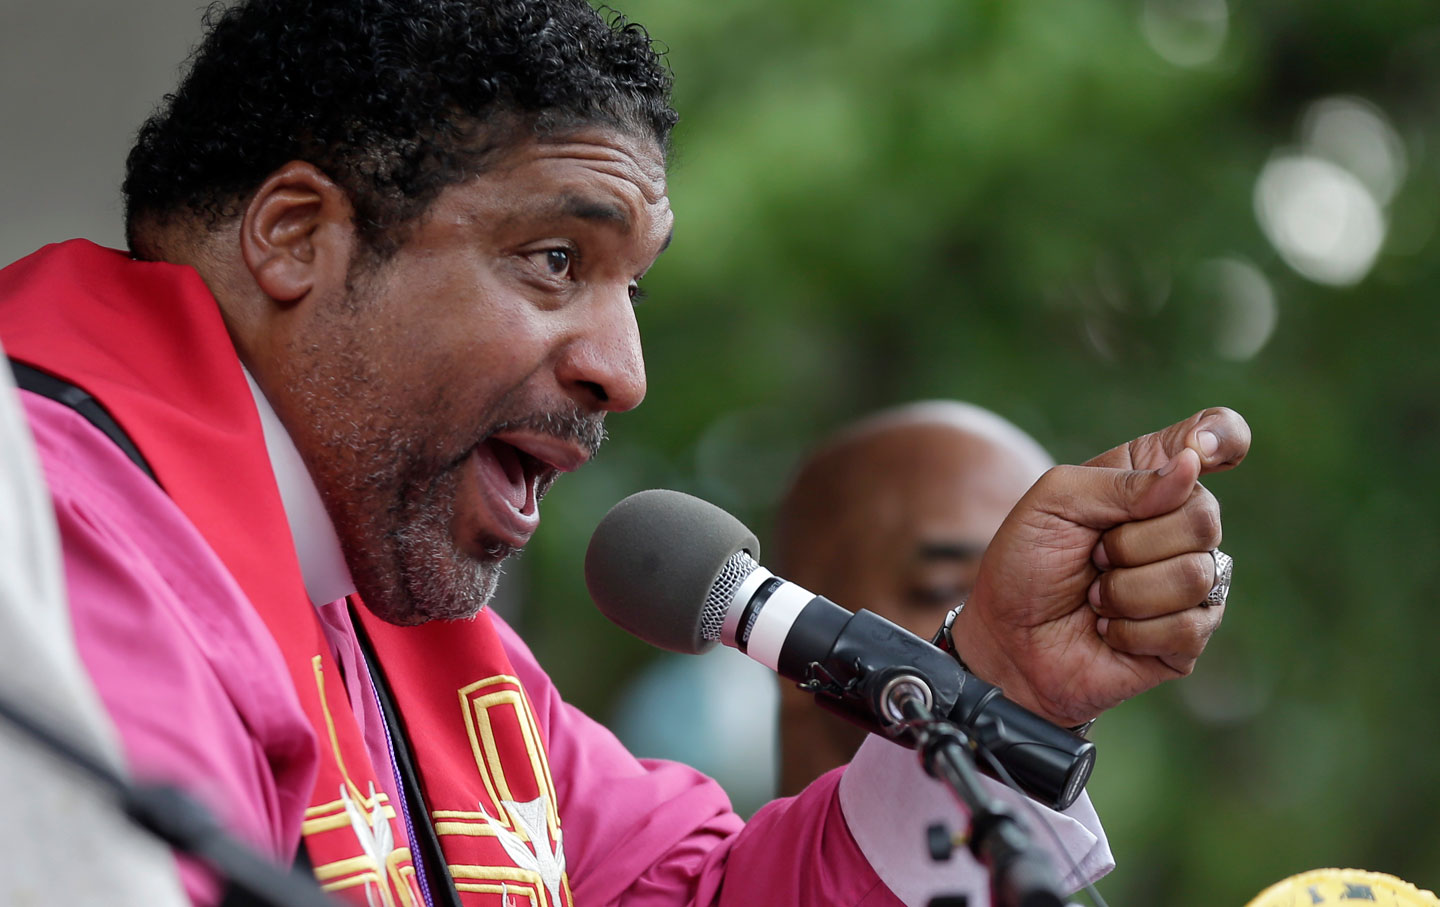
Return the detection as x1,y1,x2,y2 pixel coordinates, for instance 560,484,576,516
584,489,1096,812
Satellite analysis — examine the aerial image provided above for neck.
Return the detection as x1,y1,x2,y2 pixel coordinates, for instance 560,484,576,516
242,367,357,607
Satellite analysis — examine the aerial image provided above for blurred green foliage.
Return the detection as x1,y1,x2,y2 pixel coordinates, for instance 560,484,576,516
514,1,1440,903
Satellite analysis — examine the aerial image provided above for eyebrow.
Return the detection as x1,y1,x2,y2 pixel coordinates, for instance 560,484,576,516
915,541,987,563
557,194,631,231
526,193,673,260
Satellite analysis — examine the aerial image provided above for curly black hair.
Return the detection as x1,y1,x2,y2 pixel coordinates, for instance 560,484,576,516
123,0,676,256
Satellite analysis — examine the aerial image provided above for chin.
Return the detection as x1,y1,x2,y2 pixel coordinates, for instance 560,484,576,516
356,539,508,627
336,458,522,624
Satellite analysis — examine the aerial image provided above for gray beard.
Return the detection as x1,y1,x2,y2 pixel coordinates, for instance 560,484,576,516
293,369,597,626
378,462,507,624
286,350,502,625
318,411,512,626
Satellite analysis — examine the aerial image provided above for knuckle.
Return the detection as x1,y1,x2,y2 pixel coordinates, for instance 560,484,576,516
1041,464,1077,486
1204,602,1226,629
1191,483,1218,510
1186,500,1223,548
1033,465,1075,501
1176,609,1212,655
1121,467,1151,497
1202,406,1241,429
1177,554,1213,598
1166,656,1199,677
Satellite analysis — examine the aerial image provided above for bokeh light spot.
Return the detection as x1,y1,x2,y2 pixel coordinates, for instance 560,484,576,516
1198,256,1278,361
1254,155,1385,287
1301,95,1408,205
1140,0,1229,68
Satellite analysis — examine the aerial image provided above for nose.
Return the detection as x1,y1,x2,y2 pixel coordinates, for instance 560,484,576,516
557,290,647,413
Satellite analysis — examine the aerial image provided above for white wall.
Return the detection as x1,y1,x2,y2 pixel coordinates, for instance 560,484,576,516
0,1,204,263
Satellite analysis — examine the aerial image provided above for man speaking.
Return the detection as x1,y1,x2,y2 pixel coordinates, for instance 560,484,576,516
0,1,1247,904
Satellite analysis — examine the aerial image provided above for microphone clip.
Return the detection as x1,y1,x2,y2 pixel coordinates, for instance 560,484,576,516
795,658,862,700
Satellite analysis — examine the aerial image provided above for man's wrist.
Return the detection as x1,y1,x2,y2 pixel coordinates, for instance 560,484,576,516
934,598,1086,729
933,599,1018,694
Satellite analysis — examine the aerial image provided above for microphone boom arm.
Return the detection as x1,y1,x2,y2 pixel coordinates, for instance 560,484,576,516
886,685,1067,907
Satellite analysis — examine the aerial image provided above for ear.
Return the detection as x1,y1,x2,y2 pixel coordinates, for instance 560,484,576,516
239,161,355,305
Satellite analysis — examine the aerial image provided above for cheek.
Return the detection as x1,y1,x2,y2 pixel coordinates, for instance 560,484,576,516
376,261,550,364
402,313,558,414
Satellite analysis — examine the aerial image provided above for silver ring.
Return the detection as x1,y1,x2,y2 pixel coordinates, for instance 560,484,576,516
1204,549,1233,608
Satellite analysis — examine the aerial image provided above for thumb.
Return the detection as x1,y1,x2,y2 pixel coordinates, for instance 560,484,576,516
1039,447,1202,528
1085,407,1251,474
1114,446,1202,522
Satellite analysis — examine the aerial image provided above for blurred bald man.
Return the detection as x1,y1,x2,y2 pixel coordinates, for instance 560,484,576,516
773,401,1055,796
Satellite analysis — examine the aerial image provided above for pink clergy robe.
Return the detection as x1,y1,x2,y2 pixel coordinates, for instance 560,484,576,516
24,388,1109,906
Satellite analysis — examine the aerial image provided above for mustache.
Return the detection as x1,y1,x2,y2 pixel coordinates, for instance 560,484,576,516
488,406,609,460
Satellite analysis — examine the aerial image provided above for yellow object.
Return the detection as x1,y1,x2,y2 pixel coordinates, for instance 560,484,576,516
1247,868,1440,906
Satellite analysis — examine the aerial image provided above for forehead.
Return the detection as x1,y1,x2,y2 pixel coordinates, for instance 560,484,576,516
471,128,670,225
826,427,1037,540
530,128,669,200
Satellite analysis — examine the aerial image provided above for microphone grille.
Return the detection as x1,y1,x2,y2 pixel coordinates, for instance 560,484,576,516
584,488,760,655
702,550,759,642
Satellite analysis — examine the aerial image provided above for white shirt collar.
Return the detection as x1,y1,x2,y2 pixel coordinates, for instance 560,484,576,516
243,368,357,608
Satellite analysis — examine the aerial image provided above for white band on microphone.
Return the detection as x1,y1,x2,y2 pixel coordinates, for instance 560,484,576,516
745,581,815,671
721,565,773,647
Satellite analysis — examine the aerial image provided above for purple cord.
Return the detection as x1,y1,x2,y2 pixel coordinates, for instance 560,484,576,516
368,669,437,907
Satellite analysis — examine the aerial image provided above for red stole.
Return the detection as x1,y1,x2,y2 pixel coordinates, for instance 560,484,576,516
0,241,572,907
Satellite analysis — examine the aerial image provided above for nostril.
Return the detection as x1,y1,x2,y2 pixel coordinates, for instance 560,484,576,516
579,380,608,404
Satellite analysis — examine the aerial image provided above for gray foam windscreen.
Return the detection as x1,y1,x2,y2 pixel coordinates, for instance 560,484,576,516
584,489,761,655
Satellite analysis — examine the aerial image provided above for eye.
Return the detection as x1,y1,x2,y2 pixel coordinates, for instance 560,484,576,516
628,280,648,305
542,248,571,277
908,583,969,608
524,246,575,281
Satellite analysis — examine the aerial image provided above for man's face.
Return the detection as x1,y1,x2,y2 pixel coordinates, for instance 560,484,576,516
282,128,672,625
776,422,1050,794
790,427,1042,639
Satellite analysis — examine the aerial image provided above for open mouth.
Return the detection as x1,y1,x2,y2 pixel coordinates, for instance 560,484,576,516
465,433,579,552
469,439,543,549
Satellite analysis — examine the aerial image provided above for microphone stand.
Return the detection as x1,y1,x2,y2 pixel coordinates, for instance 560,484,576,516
0,687,337,907
879,676,1066,907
